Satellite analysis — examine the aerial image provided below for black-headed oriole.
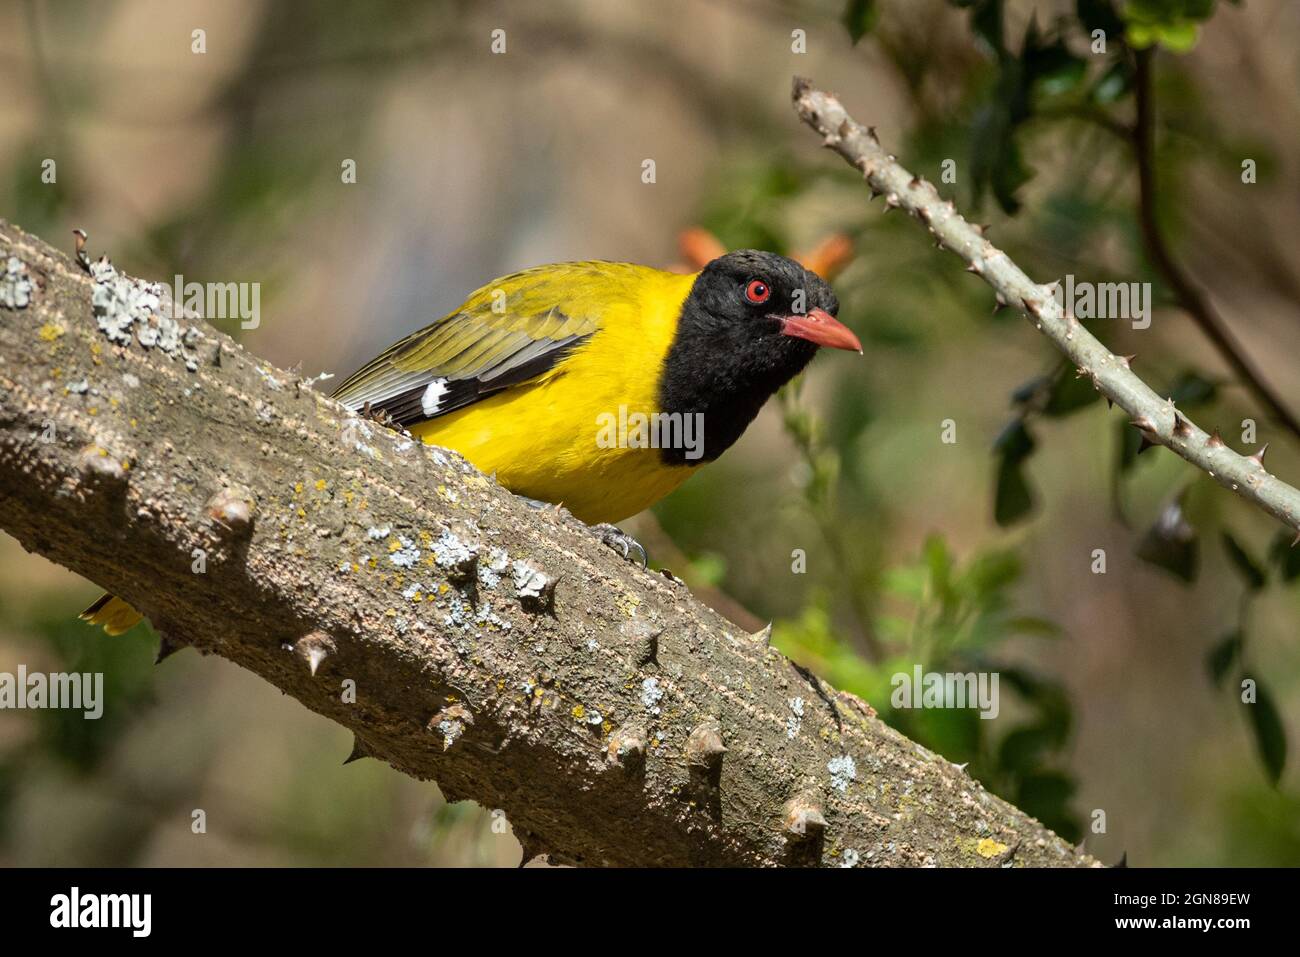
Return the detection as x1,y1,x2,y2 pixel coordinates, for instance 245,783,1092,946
83,249,859,634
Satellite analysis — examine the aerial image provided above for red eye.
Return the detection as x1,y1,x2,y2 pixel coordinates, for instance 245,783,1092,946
745,279,771,304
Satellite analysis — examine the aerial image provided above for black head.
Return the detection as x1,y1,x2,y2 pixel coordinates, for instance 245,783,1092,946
657,250,860,464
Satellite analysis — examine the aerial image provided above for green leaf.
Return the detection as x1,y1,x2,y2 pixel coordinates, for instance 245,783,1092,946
960,548,1023,598
1136,500,1199,582
1268,530,1300,582
1243,677,1287,786
1091,60,1133,104
1222,532,1266,591
1118,419,1144,472
993,418,1036,462
1015,770,1079,838
964,0,1007,58
1122,0,1221,54
994,458,1035,526
842,0,879,44
1023,32,1086,97
1205,631,1241,687
970,99,1033,214
1167,370,1218,407
998,725,1054,774
1043,365,1101,417
924,534,954,602
1076,0,1125,38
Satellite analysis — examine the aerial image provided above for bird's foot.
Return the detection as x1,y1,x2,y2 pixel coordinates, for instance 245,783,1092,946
590,523,648,568
513,496,647,567
359,401,399,430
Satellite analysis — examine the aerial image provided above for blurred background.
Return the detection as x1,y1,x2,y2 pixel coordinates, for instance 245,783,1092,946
1,0,1298,866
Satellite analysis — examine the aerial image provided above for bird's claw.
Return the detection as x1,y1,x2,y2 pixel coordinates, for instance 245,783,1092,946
592,523,648,568
515,496,647,568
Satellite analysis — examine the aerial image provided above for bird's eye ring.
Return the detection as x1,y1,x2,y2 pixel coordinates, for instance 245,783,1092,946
744,279,771,304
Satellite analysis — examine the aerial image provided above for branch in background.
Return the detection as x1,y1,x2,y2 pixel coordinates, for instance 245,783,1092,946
1130,49,1300,441
792,77,1300,543
0,218,1092,867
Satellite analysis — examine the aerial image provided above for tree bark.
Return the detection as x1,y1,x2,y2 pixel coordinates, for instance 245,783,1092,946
0,218,1093,867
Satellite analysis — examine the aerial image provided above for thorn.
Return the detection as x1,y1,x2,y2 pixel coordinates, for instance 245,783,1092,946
868,185,882,200
1020,297,1042,318
518,834,550,868
293,630,336,677
1172,413,1192,438
1042,281,1060,297
72,228,90,270
1117,354,1135,370
607,726,647,769
1249,443,1269,468
783,792,828,839
752,622,772,647
979,224,992,237
155,633,185,665
428,703,474,750
992,294,1008,314
205,487,255,536
343,736,371,765
620,618,663,667
1105,397,1113,410
685,721,727,770
1130,416,1160,454
965,261,983,274
77,444,128,487
1207,428,1224,448
883,193,900,211
908,175,921,189
1291,529,1300,548
866,125,878,143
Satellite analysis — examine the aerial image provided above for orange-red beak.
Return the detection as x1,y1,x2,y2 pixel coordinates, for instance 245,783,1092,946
778,308,863,353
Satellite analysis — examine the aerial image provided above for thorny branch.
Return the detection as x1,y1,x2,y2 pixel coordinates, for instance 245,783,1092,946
792,76,1300,544
0,218,1094,867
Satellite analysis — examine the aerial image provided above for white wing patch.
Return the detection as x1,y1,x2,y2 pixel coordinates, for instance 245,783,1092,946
421,379,450,418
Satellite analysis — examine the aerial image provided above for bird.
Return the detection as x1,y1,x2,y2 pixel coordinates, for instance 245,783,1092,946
81,249,859,634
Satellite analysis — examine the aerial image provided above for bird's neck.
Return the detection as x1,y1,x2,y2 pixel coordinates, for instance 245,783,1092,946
657,305,816,465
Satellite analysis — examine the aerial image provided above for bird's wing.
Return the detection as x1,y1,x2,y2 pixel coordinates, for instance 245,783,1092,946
331,263,623,426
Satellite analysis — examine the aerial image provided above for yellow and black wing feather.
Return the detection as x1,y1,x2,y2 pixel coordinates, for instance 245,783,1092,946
331,262,620,426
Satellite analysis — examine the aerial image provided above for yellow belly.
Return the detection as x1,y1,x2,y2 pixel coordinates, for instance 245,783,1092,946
411,378,698,524
410,269,701,525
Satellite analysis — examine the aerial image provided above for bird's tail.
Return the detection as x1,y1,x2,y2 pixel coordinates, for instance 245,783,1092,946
79,593,143,635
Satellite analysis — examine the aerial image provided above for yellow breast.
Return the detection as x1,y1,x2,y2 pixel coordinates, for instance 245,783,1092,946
410,266,700,524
